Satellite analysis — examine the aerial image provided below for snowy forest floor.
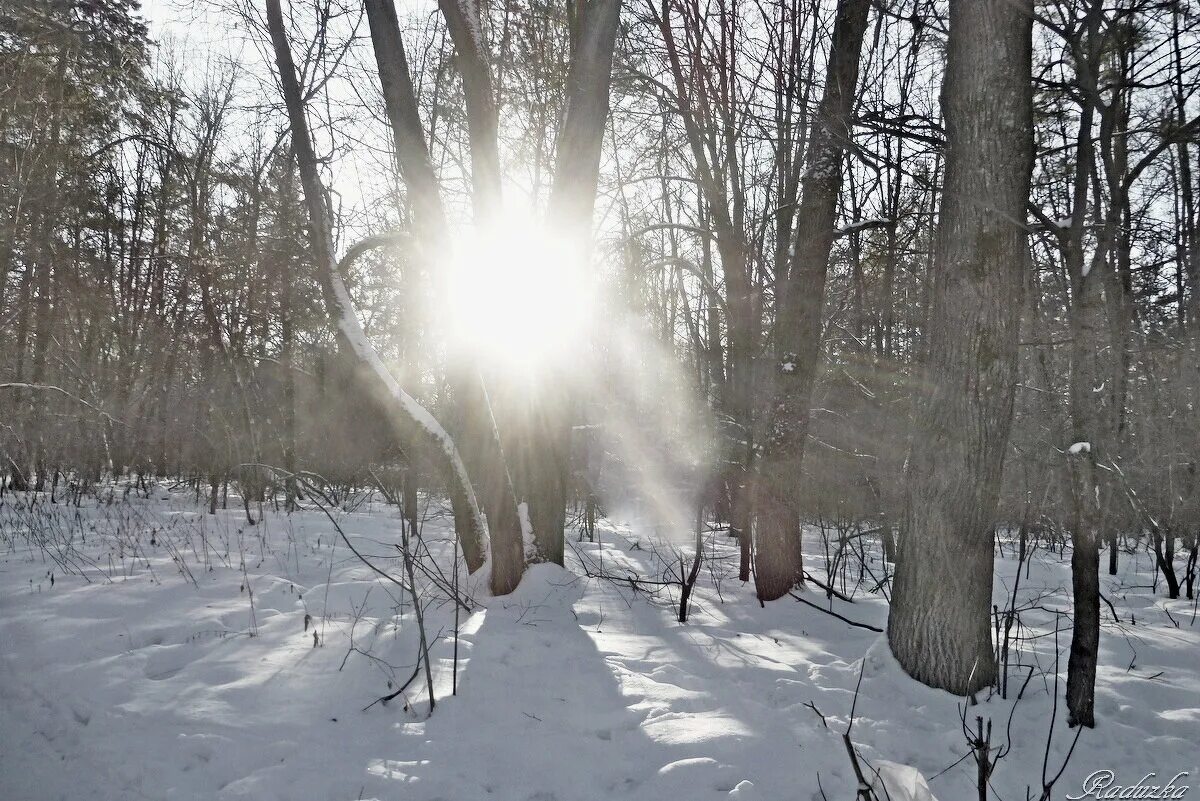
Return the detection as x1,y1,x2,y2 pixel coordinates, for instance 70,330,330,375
1,487,1197,801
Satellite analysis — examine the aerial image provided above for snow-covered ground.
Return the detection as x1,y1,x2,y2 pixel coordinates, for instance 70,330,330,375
1,488,1197,801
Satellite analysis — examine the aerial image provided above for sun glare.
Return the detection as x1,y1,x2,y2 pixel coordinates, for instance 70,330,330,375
447,210,593,370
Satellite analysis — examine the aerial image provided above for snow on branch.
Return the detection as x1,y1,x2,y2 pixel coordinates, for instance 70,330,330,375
834,218,891,239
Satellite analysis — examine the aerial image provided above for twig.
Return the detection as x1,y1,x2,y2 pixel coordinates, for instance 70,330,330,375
0,383,124,425
844,661,878,800
400,513,436,714
804,700,829,729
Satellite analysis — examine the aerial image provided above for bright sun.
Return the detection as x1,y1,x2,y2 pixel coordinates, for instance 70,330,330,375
446,210,593,370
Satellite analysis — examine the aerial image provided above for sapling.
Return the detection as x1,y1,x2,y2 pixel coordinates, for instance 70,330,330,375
677,501,704,623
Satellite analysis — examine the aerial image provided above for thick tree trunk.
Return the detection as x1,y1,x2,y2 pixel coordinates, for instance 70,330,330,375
462,374,526,594
888,0,1033,695
754,0,871,602
427,0,532,588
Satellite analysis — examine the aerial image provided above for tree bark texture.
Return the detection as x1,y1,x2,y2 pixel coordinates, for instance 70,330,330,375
888,0,1034,695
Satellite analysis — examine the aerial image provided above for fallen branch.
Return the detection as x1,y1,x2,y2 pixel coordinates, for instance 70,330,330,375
789,591,883,632
803,570,856,603
1100,591,1121,624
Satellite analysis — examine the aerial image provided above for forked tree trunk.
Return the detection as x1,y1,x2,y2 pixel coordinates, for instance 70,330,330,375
887,0,1033,695
363,0,519,586
1185,537,1198,600
1152,528,1181,600
754,0,871,602
264,0,487,571
427,0,525,588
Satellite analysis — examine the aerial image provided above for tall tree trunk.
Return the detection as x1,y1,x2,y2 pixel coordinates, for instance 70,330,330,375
1066,438,1100,726
280,239,298,512
887,0,1033,695
436,0,502,218
525,0,622,566
753,0,871,602
24,50,70,493
1060,4,1109,728
649,0,763,584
